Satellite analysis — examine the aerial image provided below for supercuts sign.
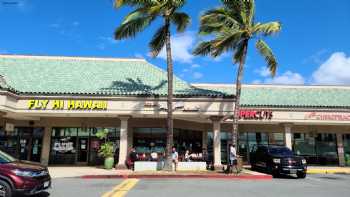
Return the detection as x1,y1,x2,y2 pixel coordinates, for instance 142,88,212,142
239,110,273,120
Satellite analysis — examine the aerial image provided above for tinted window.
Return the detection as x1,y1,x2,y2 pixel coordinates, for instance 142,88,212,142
269,147,294,156
0,150,16,163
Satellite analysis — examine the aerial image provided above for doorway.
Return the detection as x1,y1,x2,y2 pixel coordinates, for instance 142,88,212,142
77,137,89,163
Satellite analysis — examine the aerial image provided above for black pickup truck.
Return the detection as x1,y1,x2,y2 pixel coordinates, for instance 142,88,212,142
250,145,307,178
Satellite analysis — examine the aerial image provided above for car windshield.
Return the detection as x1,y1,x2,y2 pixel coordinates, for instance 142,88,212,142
0,150,17,163
268,147,294,156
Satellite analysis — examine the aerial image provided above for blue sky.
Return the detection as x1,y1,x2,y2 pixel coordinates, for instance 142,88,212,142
1,0,350,85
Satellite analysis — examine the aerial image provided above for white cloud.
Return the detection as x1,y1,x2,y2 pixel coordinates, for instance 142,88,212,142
312,52,350,85
97,36,118,50
254,66,271,77
191,64,200,68
134,53,144,59
264,71,305,85
158,32,194,63
193,72,203,79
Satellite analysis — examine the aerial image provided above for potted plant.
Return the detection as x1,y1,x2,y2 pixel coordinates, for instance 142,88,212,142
96,128,114,169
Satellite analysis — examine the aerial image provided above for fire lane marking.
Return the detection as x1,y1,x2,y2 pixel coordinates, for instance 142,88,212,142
102,179,139,197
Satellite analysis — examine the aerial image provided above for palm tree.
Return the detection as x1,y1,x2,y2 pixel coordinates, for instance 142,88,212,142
114,0,190,170
193,0,281,154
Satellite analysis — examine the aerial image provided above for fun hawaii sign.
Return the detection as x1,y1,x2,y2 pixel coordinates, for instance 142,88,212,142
27,100,108,110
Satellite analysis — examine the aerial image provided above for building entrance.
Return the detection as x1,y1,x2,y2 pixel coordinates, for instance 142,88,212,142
49,127,120,165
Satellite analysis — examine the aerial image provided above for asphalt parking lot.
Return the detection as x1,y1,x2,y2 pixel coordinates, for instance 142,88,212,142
33,174,350,197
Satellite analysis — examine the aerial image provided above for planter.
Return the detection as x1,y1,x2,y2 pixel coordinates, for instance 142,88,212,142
104,157,115,170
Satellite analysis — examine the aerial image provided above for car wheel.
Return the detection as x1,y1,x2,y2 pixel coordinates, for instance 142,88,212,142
0,180,12,197
297,172,306,179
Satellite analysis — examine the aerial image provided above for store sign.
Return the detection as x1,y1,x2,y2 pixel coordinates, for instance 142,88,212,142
53,141,75,153
239,110,273,120
305,112,350,121
27,100,107,110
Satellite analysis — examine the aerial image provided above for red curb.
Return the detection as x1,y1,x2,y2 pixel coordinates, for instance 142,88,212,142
80,174,272,180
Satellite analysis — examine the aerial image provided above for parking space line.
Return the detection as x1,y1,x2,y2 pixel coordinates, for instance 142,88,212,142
102,179,139,197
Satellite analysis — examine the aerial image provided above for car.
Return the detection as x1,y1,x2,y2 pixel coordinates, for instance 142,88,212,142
0,150,51,197
250,145,307,178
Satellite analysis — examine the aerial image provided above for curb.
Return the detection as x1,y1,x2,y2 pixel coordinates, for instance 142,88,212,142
307,169,350,174
80,174,272,180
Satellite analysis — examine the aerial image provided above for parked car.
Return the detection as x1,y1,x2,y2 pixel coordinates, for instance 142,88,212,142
0,150,51,197
250,145,307,178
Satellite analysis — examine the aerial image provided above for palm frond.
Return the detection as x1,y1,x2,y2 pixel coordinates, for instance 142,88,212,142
192,41,214,56
211,31,244,57
243,0,255,25
149,25,168,57
122,8,148,24
115,0,154,8
114,16,155,40
200,8,241,33
255,39,277,76
221,0,244,24
170,12,190,32
253,21,281,36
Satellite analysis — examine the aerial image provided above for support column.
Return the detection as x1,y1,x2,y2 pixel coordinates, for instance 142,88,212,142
210,116,223,169
337,133,345,167
117,116,130,169
202,130,208,151
284,124,293,150
41,126,52,166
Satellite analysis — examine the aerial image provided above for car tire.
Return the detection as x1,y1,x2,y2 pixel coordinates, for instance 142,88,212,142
297,172,306,179
0,180,12,197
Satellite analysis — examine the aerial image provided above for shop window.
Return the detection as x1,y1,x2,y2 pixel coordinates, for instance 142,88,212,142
133,128,166,155
50,127,120,165
293,133,338,165
344,134,350,166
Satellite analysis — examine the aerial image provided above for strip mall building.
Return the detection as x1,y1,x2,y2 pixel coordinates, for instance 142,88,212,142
0,55,350,167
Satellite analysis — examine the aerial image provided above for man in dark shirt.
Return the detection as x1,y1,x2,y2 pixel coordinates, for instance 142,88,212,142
128,148,138,170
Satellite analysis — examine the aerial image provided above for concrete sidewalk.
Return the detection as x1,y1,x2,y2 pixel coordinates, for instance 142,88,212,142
307,166,350,174
48,166,270,179
48,166,132,178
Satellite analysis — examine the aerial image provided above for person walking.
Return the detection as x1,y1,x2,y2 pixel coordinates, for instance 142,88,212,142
228,144,238,174
171,147,179,171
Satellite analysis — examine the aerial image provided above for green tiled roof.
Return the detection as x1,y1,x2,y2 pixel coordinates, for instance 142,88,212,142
0,55,230,97
193,84,350,108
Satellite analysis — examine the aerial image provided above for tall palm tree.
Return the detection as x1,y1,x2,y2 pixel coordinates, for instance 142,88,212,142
193,0,281,154
114,0,190,170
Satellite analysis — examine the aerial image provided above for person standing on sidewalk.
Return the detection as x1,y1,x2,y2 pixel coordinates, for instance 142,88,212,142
172,147,179,171
228,144,238,174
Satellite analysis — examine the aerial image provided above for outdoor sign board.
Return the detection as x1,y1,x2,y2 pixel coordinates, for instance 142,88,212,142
27,100,108,110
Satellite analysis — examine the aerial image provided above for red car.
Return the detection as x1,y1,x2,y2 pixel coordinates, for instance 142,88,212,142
0,150,51,197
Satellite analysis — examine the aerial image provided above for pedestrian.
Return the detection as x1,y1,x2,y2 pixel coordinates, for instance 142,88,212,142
128,148,138,171
184,150,191,162
172,147,179,171
228,144,238,174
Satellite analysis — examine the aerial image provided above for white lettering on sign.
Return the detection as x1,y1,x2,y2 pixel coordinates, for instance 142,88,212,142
53,142,75,153
305,112,350,121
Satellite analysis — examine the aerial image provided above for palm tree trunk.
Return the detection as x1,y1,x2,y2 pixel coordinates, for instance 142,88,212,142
232,41,248,153
164,18,174,171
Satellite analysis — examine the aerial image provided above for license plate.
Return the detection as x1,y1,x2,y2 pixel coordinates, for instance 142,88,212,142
290,169,297,174
44,181,50,188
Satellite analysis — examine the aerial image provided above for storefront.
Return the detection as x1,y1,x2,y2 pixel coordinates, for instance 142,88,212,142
0,127,43,162
49,127,119,165
1,54,350,167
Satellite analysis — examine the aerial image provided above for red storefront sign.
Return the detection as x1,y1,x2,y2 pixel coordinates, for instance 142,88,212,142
239,110,273,120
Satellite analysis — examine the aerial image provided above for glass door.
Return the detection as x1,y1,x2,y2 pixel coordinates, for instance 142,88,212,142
77,138,89,163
